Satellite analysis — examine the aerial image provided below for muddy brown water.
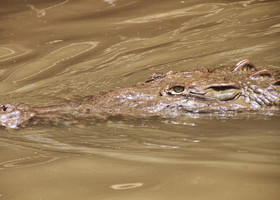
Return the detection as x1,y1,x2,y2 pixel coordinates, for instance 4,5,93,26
0,0,280,199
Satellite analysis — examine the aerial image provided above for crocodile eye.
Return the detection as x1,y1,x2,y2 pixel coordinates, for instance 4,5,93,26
160,85,186,96
173,86,185,93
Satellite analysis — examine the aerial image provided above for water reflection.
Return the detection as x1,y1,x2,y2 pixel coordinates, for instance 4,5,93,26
0,45,29,63
0,117,279,199
6,42,99,83
0,155,59,169
110,182,144,190
1,117,279,165
26,0,70,17
119,4,223,24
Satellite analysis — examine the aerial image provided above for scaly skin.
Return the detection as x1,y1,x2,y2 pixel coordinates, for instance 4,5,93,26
1,59,279,128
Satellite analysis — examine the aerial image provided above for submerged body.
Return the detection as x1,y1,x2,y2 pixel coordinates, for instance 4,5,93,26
1,59,280,128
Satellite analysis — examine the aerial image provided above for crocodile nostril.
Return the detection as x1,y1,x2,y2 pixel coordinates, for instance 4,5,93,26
1,105,7,111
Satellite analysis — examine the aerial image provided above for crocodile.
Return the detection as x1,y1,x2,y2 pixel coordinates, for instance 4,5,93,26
0,59,279,128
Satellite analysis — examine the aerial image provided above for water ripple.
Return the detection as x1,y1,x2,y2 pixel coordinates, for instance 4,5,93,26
118,4,224,24
0,155,58,169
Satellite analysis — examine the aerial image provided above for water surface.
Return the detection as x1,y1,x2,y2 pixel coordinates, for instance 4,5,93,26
0,0,280,199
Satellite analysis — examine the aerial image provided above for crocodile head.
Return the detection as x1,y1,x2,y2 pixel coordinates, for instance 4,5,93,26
1,59,279,128
102,59,280,117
